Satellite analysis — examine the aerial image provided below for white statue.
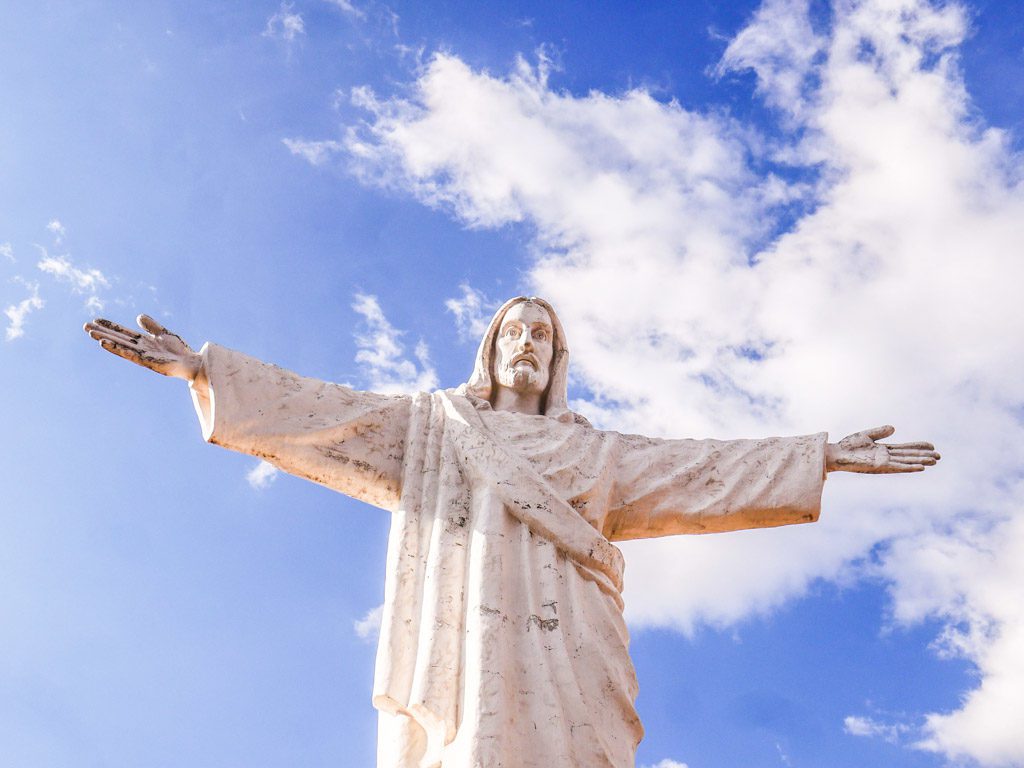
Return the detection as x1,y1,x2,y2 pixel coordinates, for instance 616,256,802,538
84,299,939,768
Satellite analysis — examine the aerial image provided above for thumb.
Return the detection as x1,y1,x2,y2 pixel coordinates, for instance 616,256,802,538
863,424,895,441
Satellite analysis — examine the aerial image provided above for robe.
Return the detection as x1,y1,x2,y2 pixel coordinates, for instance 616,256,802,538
189,343,827,768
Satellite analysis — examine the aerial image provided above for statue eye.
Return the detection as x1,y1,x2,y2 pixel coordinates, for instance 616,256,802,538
505,327,520,338
534,330,547,341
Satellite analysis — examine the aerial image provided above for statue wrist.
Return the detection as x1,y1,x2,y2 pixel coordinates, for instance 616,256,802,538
825,443,840,473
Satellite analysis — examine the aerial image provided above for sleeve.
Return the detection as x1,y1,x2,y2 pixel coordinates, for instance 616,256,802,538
188,342,411,511
602,431,828,541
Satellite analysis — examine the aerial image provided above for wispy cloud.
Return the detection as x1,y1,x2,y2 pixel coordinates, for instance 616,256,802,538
46,219,66,245
640,760,689,768
338,1,1024,764
282,137,344,166
263,2,305,44
354,602,383,640
0,243,13,263
36,247,110,311
246,460,280,490
352,293,438,394
4,281,44,341
445,282,493,342
844,714,911,745
324,0,365,20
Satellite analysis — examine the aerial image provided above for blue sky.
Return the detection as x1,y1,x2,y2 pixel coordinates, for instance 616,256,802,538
2,1,1023,766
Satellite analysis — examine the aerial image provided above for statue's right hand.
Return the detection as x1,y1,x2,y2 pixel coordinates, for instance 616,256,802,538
83,314,201,381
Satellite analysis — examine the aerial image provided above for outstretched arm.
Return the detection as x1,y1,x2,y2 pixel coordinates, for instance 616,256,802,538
826,425,940,474
604,424,940,541
84,314,200,381
83,315,411,510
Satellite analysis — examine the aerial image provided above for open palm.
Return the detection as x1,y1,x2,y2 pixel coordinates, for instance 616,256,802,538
826,425,940,474
83,314,200,381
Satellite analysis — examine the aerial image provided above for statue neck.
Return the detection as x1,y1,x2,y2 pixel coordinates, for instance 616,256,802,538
491,386,543,416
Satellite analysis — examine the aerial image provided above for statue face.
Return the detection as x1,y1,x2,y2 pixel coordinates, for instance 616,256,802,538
494,301,554,398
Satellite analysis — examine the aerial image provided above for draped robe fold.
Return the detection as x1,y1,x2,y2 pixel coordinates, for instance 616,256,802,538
189,343,828,768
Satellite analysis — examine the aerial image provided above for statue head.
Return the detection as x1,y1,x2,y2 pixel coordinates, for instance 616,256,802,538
493,300,554,398
461,296,573,421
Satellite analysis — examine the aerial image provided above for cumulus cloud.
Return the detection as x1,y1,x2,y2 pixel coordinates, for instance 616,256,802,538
4,282,44,341
334,1,1024,764
246,460,280,490
445,282,493,342
263,2,305,44
0,243,13,263
887,514,1024,765
354,602,384,640
717,0,825,120
36,247,110,311
352,293,438,394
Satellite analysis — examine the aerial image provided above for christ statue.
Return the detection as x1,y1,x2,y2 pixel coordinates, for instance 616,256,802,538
84,298,939,768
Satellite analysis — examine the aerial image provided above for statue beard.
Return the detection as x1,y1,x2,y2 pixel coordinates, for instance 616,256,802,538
496,362,548,396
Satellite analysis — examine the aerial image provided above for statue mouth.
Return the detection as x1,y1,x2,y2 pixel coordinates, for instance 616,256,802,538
511,355,537,369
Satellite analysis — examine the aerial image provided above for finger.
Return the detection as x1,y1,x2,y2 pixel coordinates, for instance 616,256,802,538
90,318,142,339
882,441,935,451
864,425,895,440
888,456,937,468
888,449,941,459
88,328,141,347
86,322,142,343
892,456,937,468
137,313,168,336
883,463,925,473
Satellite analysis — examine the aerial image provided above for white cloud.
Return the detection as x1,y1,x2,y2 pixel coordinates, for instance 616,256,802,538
263,2,305,43
325,0,365,19
246,460,280,490
47,219,66,244
354,602,384,640
844,714,911,745
36,247,110,311
0,243,13,263
352,293,438,394
445,282,493,342
339,1,1024,764
885,514,1024,766
717,0,824,120
4,282,44,341
640,760,689,768
282,137,344,166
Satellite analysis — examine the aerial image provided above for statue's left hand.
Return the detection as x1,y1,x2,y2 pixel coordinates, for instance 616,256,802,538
826,425,940,473
83,314,201,381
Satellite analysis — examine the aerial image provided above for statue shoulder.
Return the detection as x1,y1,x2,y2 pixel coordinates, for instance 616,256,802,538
568,411,592,428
